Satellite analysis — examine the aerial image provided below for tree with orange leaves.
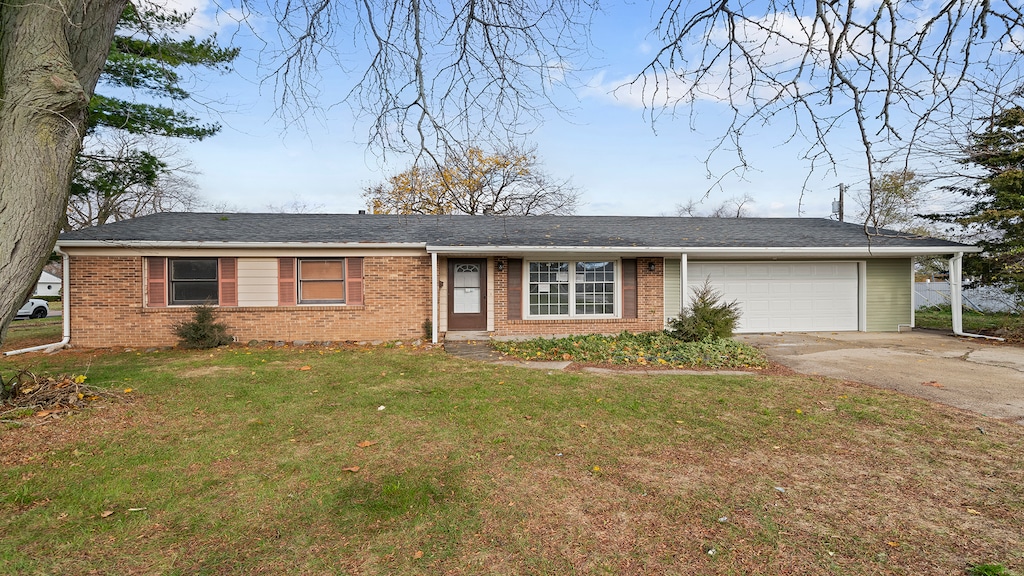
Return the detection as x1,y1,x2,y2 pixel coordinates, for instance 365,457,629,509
364,146,580,215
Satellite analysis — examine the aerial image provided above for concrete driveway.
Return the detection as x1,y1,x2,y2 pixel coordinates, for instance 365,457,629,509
737,330,1024,425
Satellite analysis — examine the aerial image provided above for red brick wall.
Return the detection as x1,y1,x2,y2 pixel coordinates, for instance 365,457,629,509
68,255,433,348
489,257,664,338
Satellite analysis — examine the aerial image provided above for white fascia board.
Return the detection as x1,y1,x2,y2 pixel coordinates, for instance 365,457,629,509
56,240,428,250
428,245,689,256
683,246,982,257
427,245,981,257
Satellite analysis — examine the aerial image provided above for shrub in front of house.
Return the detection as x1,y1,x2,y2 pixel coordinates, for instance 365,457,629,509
667,279,742,341
173,305,233,349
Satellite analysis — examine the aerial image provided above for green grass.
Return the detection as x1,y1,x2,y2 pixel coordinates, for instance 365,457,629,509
1,317,62,349
970,564,1018,576
493,331,769,369
1,344,1022,574
915,305,1023,339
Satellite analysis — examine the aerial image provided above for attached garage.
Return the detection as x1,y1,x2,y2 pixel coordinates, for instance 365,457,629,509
688,262,860,333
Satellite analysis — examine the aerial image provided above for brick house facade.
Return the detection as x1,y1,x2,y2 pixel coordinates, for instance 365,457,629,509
53,213,977,349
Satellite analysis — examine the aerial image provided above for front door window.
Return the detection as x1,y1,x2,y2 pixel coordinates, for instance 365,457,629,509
448,259,487,330
453,263,482,313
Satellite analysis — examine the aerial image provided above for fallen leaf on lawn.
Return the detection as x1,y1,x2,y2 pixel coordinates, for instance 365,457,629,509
36,410,58,418
299,366,311,371
100,510,114,518
342,466,360,472
887,541,900,548
414,550,424,559
967,508,981,515
921,381,944,388
578,423,588,428
562,353,572,361
356,440,378,448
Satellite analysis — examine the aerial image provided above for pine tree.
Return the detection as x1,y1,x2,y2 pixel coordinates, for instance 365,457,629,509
931,106,1024,305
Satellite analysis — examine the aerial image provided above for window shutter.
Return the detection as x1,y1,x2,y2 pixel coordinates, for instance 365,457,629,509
146,257,167,308
622,259,637,319
346,258,364,305
278,258,296,306
507,259,523,320
219,258,238,306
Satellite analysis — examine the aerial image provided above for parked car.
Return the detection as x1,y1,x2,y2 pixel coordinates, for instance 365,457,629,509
15,298,49,319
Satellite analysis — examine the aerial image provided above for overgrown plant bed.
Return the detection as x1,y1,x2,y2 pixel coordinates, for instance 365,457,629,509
492,331,770,369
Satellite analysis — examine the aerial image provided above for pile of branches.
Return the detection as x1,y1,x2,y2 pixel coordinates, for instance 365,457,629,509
1,370,121,422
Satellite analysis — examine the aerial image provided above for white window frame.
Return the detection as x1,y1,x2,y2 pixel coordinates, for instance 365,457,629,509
524,259,621,319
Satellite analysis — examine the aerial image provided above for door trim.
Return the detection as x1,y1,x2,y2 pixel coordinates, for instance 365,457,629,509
447,259,487,330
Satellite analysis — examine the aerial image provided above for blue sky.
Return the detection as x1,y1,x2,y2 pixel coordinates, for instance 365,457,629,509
151,0,895,219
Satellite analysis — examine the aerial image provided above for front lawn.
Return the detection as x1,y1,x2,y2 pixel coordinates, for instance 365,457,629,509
1,344,1021,574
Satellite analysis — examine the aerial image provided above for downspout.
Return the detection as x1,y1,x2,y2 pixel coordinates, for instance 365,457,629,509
431,252,439,344
4,250,72,356
949,252,1003,341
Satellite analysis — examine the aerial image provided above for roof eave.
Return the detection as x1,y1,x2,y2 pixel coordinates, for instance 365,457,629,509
56,240,429,249
427,245,981,257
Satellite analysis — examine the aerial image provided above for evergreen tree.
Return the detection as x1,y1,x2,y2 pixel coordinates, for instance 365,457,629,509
68,4,238,230
931,105,1024,305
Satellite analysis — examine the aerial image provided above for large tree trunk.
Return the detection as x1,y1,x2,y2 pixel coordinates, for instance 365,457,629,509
0,0,125,343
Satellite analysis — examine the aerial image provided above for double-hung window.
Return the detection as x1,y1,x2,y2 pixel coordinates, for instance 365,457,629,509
169,258,219,305
298,259,345,304
528,260,617,317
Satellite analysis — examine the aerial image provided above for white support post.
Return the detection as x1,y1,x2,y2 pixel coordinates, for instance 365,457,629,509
950,252,964,334
680,252,688,311
431,252,439,344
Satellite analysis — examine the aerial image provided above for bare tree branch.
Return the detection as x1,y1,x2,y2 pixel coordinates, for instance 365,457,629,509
636,0,1024,224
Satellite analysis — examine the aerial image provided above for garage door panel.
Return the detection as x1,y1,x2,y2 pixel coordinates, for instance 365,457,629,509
688,262,859,333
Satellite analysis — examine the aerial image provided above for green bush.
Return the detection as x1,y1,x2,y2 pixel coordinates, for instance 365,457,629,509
968,564,1016,576
667,279,741,341
173,305,233,349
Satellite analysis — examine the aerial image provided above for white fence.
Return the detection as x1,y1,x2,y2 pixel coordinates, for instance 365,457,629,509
915,282,1019,312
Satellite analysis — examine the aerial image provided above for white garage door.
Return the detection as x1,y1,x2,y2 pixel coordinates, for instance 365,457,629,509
687,262,859,333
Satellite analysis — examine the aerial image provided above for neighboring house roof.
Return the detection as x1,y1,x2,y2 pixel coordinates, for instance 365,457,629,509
38,271,61,283
57,212,977,256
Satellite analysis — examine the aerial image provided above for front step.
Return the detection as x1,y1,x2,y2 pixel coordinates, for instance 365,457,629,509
444,330,491,342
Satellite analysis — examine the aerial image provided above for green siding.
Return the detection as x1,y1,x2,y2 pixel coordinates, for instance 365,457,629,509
866,259,912,331
664,258,681,327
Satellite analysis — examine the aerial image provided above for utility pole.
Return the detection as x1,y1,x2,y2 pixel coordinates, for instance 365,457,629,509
832,183,846,222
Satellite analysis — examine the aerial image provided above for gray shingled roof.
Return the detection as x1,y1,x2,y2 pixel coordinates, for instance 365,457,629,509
57,212,971,250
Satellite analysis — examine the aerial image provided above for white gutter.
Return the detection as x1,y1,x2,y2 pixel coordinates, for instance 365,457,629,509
431,252,439,344
57,240,428,249
5,251,71,356
949,252,1003,341
427,245,982,258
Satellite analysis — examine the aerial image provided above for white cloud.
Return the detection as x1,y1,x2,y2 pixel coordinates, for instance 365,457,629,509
142,0,249,36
